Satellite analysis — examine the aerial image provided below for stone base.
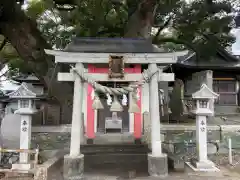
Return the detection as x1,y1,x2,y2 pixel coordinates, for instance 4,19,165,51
63,154,84,180
12,163,33,171
185,159,219,172
167,155,185,172
148,153,168,177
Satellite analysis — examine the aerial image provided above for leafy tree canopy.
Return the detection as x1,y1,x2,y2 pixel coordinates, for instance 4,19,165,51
0,0,237,123
0,0,237,74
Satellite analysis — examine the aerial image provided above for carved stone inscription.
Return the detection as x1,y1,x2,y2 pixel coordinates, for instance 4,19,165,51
109,56,124,78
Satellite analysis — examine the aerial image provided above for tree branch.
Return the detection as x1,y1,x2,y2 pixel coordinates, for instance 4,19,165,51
199,32,239,62
0,0,74,123
155,37,198,52
152,15,172,42
124,0,158,38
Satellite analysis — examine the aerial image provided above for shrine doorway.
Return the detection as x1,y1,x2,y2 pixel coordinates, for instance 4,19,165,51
86,64,142,140
97,82,130,134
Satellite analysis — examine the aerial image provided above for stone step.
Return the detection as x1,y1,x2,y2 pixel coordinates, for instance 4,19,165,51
85,153,147,164
84,153,148,173
81,144,150,154
93,133,135,144
81,144,149,173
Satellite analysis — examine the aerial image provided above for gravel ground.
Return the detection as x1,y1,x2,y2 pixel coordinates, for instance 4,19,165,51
0,173,33,180
209,152,240,172
2,153,240,180
81,153,240,180
0,169,239,180
84,170,240,180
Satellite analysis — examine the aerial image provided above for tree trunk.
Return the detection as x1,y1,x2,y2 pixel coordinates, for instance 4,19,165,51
0,0,157,124
125,0,157,38
0,1,73,123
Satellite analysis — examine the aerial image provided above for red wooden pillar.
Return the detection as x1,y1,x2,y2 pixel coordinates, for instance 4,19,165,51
133,65,142,139
86,65,95,139
86,65,110,139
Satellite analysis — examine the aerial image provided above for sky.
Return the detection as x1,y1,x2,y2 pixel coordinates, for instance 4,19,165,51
231,28,240,55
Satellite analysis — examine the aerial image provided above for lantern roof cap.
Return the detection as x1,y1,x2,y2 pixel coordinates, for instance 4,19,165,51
6,82,39,99
192,84,219,99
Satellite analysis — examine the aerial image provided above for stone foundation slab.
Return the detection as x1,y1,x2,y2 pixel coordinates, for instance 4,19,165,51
12,163,33,171
63,154,84,180
148,153,168,177
185,160,219,172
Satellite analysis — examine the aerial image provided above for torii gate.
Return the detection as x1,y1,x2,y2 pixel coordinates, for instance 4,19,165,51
45,40,187,179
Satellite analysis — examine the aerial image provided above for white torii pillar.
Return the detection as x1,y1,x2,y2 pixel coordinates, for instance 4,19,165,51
150,64,162,156
69,63,83,156
63,63,85,180
148,64,169,177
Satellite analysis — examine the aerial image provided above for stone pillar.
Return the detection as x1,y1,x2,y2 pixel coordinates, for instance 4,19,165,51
19,115,32,164
186,83,219,172
148,64,168,177
64,63,84,180
188,113,217,171
14,107,36,171
196,115,208,162
149,64,162,156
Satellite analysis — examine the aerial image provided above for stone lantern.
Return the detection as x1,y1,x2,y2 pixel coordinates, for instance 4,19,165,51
186,83,219,172
191,84,218,117
7,83,38,170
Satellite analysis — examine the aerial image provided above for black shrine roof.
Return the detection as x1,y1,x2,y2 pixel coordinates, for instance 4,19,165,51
64,37,165,53
175,50,240,69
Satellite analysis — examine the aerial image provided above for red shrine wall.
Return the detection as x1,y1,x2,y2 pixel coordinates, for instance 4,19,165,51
86,64,142,139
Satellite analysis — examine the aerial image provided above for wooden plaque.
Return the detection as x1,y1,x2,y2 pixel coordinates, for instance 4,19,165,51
109,55,124,78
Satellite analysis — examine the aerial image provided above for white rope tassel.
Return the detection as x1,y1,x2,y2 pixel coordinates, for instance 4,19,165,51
159,89,164,116
91,89,95,100
92,91,104,110
110,95,123,112
106,94,112,106
122,94,128,106
128,88,140,113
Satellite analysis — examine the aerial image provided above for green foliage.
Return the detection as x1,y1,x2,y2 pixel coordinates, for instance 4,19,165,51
26,0,74,49
171,0,234,58
7,58,33,75
0,0,237,74
63,0,127,37
0,34,33,75
25,0,48,19
160,42,185,52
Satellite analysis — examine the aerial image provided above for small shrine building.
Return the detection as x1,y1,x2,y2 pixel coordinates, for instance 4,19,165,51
45,37,187,178
46,38,185,141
